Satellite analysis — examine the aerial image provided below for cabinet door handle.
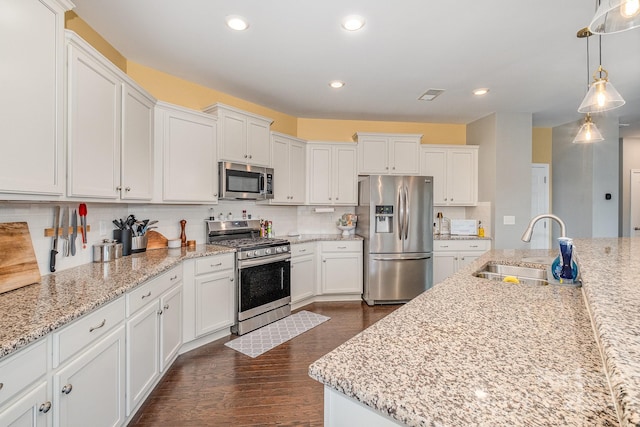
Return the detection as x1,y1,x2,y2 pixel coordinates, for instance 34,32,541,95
157,309,163,315
0,382,3,390
141,291,152,299
230,277,234,282
61,384,73,394
323,259,326,263
89,319,106,333
116,186,122,191
244,154,248,158
125,187,131,192
164,303,170,310
39,401,52,413
211,262,222,267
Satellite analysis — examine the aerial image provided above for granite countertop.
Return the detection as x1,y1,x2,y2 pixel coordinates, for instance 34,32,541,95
282,233,364,244
434,234,492,241
309,241,634,426
0,244,234,358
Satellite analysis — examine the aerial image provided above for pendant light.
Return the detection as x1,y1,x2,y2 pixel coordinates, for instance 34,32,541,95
574,28,605,143
577,32,625,113
589,0,640,34
573,113,605,143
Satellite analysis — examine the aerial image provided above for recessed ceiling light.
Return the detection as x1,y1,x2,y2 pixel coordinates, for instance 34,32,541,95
226,15,249,31
473,88,490,96
329,80,345,89
341,15,365,31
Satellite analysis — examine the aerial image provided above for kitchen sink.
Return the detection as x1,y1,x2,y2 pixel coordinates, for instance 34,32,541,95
473,262,550,286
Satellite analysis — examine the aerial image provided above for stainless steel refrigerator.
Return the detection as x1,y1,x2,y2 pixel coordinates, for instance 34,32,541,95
356,175,434,305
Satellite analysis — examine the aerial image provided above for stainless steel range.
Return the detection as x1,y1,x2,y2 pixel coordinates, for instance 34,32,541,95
206,219,291,335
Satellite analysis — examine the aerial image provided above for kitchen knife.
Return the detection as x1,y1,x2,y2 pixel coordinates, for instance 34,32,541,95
70,209,77,256
61,206,69,256
50,206,60,272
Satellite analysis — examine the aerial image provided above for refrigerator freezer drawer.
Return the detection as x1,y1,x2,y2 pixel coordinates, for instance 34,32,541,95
363,253,433,305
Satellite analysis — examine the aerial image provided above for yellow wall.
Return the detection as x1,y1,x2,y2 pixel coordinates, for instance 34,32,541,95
532,127,552,164
126,62,298,135
64,12,127,72
297,118,466,144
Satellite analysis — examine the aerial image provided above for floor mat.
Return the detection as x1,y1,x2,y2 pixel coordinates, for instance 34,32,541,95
224,310,330,358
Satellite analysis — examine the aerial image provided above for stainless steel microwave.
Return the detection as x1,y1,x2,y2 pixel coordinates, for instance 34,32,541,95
219,162,274,200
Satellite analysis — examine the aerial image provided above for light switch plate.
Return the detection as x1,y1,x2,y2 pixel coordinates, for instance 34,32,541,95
503,215,516,225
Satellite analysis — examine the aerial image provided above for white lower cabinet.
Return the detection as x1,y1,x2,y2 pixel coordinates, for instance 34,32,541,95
290,242,316,304
319,241,363,295
125,266,183,416
193,256,235,338
433,240,491,285
53,325,126,427
0,381,49,427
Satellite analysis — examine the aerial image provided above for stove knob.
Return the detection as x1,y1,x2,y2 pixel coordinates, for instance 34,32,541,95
276,247,282,253
282,246,289,252
265,248,272,255
246,251,254,258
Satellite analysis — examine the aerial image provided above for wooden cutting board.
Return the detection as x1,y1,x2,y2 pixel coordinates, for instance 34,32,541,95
0,222,40,294
146,230,168,250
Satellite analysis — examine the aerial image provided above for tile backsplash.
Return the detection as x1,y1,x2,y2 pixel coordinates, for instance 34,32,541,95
1,200,489,276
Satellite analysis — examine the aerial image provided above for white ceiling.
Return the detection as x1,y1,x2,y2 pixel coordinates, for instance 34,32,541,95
71,0,640,137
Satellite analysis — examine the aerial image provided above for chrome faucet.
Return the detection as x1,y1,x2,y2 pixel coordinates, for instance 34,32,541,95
521,214,567,242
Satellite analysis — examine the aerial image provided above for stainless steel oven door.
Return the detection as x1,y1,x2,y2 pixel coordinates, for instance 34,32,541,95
237,253,291,321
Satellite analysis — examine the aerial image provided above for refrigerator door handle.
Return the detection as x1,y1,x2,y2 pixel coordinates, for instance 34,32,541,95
404,185,410,239
372,256,432,261
397,185,404,241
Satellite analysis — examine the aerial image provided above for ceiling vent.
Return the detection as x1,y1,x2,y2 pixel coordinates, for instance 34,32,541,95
418,89,445,101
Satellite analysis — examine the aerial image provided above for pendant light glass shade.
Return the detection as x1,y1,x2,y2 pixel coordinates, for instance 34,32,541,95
577,65,626,113
589,0,640,34
573,114,604,143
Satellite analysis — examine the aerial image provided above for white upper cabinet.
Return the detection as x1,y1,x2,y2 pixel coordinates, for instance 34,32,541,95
155,102,218,203
0,0,73,196
66,31,156,201
121,83,155,200
420,145,478,206
307,142,357,205
203,103,272,167
270,132,306,204
355,132,421,175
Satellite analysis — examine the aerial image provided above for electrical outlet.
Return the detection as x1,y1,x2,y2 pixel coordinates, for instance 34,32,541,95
503,215,516,225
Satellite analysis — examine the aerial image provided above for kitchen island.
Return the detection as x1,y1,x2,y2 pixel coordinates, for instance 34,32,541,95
310,238,640,426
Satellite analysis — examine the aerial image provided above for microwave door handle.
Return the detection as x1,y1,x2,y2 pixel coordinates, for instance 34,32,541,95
260,174,265,195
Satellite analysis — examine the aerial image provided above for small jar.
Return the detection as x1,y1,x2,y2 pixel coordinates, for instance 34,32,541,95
227,212,233,220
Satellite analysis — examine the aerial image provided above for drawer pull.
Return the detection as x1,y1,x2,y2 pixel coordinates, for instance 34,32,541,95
299,249,307,253
89,319,106,333
141,291,152,299
170,275,178,281
39,401,52,413
211,262,222,267
0,382,3,390
61,384,73,394
440,245,449,248
337,246,347,249
470,245,478,248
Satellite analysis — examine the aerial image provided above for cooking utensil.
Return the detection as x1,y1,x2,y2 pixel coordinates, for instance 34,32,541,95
50,206,60,272
112,219,124,230
79,203,87,248
61,207,69,257
70,210,77,256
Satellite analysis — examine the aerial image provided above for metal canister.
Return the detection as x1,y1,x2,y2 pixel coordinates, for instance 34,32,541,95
93,239,123,262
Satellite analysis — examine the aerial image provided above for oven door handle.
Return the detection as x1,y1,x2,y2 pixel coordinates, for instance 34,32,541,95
238,253,291,268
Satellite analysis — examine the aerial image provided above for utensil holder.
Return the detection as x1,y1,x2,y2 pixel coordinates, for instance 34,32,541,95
113,229,132,256
131,235,148,253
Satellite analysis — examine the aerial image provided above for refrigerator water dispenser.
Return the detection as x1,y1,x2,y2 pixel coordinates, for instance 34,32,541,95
375,205,394,233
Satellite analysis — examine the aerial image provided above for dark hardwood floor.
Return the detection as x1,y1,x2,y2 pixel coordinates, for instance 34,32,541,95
129,301,399,426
